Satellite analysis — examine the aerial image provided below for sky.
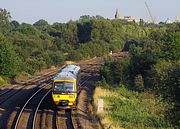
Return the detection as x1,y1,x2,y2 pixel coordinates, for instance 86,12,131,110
0,0,180,24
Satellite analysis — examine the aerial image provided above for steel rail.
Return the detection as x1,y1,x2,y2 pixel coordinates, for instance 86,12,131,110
70,110,75,129
0,68,59,105
14,84,49,129
0,65,62,99
0,85,19,97
32,89,51,129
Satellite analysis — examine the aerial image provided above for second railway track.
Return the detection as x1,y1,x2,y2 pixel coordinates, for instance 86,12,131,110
13,84,51,129
0,55,108,129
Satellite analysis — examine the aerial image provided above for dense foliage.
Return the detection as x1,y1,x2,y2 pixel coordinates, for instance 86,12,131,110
0,34,21,77
0,9,149,78
101,23,180,127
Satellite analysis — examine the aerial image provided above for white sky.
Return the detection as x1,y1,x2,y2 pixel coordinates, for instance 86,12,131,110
0,0,180,24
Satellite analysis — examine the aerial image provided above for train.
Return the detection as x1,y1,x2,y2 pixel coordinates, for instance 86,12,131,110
52,64,81,109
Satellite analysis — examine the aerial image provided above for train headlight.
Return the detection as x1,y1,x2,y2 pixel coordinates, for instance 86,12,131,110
57,95,60,98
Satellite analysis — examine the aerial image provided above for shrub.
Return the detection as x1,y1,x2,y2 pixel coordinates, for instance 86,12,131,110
0,35,22,77
94,86,173,128
101,56,130,85
0,76,6,86
134,74,144,90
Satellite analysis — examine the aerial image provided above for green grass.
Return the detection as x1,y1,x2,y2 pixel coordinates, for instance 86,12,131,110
0,76,7,87
94,86,173,129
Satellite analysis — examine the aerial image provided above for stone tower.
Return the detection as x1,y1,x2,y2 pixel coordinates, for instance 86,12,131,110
115,9,120,19
176,16,179,22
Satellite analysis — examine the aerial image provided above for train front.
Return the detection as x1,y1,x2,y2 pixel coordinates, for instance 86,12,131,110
52,79,77,109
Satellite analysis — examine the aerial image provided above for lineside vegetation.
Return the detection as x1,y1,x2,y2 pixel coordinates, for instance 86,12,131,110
93,86,173,129
97,25,180,128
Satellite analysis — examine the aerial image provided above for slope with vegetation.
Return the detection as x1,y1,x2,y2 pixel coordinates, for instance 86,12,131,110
97,23,180,128
0,9,149,85
93,86,172,129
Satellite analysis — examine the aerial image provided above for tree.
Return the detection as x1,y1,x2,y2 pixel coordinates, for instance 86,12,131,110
77,20,92,43
91,19,115,42
0,8,11,34
134,74,144,90
50,22,65,37
163,32,180,61
16,23,40,36
129,39,160,77
10,20,20,30
0,35,21,77
33,19,49,32
62,21,79,45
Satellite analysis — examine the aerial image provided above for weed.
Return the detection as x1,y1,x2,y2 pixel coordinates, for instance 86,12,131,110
93,86,173,129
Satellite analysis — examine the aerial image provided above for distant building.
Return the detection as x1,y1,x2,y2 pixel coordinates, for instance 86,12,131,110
124,16,152,24
175,16,179,22
165,18,173,24
115,9,120,19
124,16,137,22
114,9,152,24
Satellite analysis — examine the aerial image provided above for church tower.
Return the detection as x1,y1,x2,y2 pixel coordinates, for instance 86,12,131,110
176,16,179,22
115,9,120,19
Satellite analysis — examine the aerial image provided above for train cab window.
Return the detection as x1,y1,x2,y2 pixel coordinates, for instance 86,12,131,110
54,82,64,91
53,82,74,92
64,82,74,92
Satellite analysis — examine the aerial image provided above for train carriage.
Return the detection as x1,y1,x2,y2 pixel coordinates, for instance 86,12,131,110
52,64,80,109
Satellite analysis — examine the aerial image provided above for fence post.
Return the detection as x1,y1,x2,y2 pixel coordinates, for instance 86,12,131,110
98,99,103,111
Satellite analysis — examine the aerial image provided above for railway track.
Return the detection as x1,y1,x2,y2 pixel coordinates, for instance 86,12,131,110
0,66,66,129
13,84,51,129
0,53,121,129
72,57,103,129
8,66,67,129
0,65,66,105
55,110,74,129
0,78,51,106
53,75,94,129
0,70,55,98
51,63,99,129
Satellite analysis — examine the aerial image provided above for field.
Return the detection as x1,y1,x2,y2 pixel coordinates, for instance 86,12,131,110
93,86,173,129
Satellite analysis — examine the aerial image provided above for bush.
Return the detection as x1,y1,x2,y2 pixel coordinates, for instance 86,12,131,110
101,56,130,85
0,35,22,77
0,76,6,86
134,74,144,90
67,50,83,61
14,72,32,82
94,86,173,128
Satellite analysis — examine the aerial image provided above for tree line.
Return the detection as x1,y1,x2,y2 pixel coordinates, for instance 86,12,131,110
0,8,150,78
101,22,180,127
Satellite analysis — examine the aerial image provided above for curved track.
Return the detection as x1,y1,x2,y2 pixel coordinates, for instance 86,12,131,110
0,69,57,105
13,84,51,129
0,66,65,129
0,52,125,129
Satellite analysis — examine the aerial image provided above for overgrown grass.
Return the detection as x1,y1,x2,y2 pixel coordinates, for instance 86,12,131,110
93,86,173,129
15,72,32,82
0,76,7,87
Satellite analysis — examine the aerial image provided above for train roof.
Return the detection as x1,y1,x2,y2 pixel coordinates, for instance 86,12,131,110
53,64,80,81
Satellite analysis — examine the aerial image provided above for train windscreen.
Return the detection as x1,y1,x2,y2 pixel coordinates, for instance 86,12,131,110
53,82,74,93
